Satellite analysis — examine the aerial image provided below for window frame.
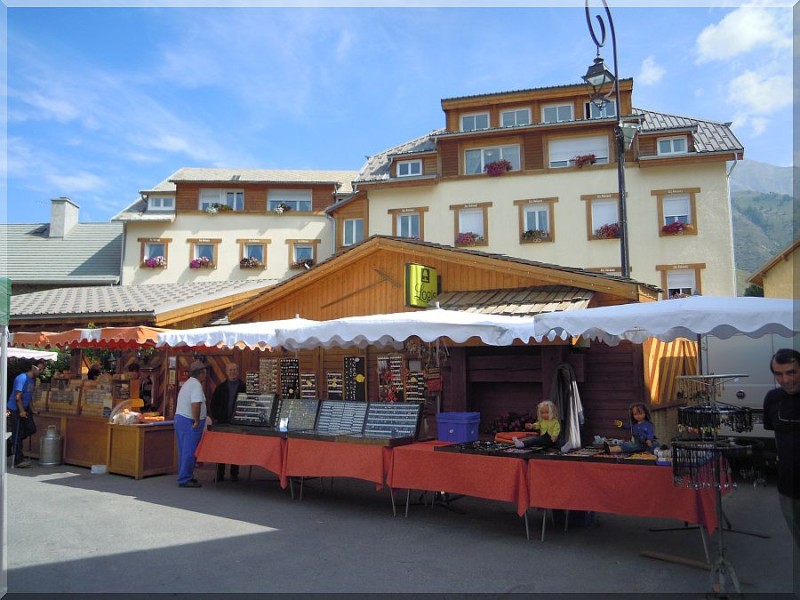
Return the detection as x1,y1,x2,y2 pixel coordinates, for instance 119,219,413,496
583,100,617,120
656,263,706,298
147,196,175,211
501,107,531,128
388,207,428,240
460,112,490,132
514,198,558,244
342,218,364,246
237,238,270,269
464,144,521,175
198,189,244,212
268,189,313,213
547,135,610,168
286,238,321,269
652,188,699,237
396,160,423,178
138,237,172,268
450,202,491,247
187,238,220,269
657,136,688,156
581,193,621,241
541,103,574,123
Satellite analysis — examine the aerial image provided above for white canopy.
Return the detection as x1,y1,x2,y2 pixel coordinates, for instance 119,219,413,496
7,347,58,361
273,308,534,351
524,296,796,346
156,317,320,350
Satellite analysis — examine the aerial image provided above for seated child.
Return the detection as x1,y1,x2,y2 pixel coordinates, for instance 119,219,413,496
604,402,656,454
513,400,560,448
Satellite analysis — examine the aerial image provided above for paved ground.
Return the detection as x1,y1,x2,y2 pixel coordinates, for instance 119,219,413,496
2,459,797,598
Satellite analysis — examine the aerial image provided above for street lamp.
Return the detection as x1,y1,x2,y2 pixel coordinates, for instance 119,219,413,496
582,0,630,279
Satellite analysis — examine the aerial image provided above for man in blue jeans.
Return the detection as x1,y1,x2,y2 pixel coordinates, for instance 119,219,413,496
174,360,208,487
7,361,39,468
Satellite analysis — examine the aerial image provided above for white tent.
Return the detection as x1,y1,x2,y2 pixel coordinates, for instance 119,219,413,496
7,348,58,361
273,308,534,351
524,296,796,346
156,317,320,349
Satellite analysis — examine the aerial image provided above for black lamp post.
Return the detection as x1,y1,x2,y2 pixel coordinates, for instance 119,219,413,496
583,0,630,278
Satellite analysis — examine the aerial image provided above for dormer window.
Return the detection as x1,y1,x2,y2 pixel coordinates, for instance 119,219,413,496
199,190,244,211
397,159,422,178
461,112,490,132
541,103,574,123
657,136,688,155
501,108,530,127
147,196,174,211
584,100,617,119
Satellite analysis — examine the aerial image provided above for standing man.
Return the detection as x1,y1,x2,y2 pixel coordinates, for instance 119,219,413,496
210,362,246,482
7,361,39,468
175,360,209,488
763,348,800,550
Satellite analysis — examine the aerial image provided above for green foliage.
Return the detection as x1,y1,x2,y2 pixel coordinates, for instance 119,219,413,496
744,283,764,297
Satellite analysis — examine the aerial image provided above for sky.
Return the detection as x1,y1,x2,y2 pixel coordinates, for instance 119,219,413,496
2,1,795,225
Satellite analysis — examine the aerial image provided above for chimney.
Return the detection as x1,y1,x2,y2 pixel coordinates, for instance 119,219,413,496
50,197,80,238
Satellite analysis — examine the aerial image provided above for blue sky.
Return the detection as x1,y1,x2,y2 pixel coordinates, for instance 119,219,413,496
3,2,794,225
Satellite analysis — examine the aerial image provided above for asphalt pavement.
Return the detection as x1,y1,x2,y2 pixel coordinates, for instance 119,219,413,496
2,458,797,598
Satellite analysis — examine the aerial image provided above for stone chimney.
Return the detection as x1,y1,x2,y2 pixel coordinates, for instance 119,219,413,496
50,197,80,238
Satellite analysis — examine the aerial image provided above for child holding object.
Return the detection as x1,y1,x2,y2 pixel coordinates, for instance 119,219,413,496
604,402,656,454
513,400,561,448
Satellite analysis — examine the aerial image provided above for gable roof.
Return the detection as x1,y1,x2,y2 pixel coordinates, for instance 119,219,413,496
229,235,660,321
10,280,274,328
1,222,123,285
748,237,800,287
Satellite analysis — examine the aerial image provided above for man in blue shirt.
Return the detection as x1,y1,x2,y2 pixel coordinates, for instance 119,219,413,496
7,361,39,468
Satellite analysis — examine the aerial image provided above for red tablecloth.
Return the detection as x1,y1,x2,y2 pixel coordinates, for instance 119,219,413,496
283,438,392,490
195,431,286,484
386,441,530,516
527,458,720,533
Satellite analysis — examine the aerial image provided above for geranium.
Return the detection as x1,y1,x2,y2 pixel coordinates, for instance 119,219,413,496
594,222,621,239
274,202,292,214
455,232,484,246
573,154,597,168
204,203,232,215
484,159,513,176
291,258,314,269
484,411,537,435
522,229,550,242
240,256,262,268
143,256,166,268
190,256,212,269
662,221,694,235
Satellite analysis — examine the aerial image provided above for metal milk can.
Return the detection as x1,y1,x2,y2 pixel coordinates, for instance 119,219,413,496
39,425,63,466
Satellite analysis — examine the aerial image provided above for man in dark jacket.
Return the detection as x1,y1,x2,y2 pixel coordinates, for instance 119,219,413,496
210,362,246,482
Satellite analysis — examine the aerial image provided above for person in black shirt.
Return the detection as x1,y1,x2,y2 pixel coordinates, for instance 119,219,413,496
210,362,246,482
763,348,800,553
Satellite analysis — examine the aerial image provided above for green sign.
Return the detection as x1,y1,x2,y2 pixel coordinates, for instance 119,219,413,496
0,277,9,327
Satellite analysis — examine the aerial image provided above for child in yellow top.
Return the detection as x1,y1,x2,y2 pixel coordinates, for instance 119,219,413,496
513,400,560,448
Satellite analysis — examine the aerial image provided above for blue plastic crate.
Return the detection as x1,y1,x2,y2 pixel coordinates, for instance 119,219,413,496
436,412,480,443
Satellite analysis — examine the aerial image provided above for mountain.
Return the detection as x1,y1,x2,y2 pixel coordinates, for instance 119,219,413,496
727,159,795,291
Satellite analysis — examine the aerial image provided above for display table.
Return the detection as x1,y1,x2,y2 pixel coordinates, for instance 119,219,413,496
107,422,176,479
63,415,110,467
195,430,286,482
527,458,721,533
283,437,392,491
387,441,530,516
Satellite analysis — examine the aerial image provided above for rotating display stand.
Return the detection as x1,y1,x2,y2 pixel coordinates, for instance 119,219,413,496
672,373,764,597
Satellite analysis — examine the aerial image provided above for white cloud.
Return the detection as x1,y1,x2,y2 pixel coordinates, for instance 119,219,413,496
695,6,791,64
728,70,792,114
749,117,768,135
637,56,665,86
46,172,106,193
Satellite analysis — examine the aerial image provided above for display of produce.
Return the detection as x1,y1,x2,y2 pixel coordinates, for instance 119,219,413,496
230,393,279,427
81,381,114,417
48,378,82,414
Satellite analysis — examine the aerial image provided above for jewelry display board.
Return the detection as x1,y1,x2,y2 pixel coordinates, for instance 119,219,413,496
362,401,423,439
280,358,300,399
343,356,366,402
405,371,426,403
230,393,279,427
259,358,278,394
300,373,317,399
326,371,343,401
377,354,404,403
276,398,320,431
314,400,368,435
245,372,260,395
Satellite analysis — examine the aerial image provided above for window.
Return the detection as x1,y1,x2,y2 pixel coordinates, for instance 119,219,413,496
343,218,364,246
397,160,422,178
138,238,171,268
187,238,220,269
657,136,688,155
199,189,244,211
461,113,490,132
268,189,312,212
464,145,521,174
501,108,530,127
580,195,620,240
656,263,705,298
548,135,609,168
584,100,617,119
398,213,420,238
653,188,699,236
388,207,428,240
147,196,174,211
237,238,270,269
450,203,491,247
287,239,320,269
515,198,557,243
541,103,574,123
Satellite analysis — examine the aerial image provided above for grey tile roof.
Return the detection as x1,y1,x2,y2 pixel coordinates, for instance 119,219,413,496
434,285,594,316
1,222,123,284
634,108,744,154
356,131,442,183
10,280,274,321
169,167,358,193
111,198,177,223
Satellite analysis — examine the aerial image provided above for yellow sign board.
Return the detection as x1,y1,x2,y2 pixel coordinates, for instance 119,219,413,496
404,263,439,308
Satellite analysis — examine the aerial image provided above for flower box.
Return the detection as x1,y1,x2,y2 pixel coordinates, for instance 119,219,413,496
594,223,621,239
661,221,694,235
521,229,551,242
291,258,314,269
239,257,263,269
190,257,213,269
274,203,292,214
573,154,597,168
484,159,512,176
143,256,167,268
455,232,484,246
204,203,232,215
